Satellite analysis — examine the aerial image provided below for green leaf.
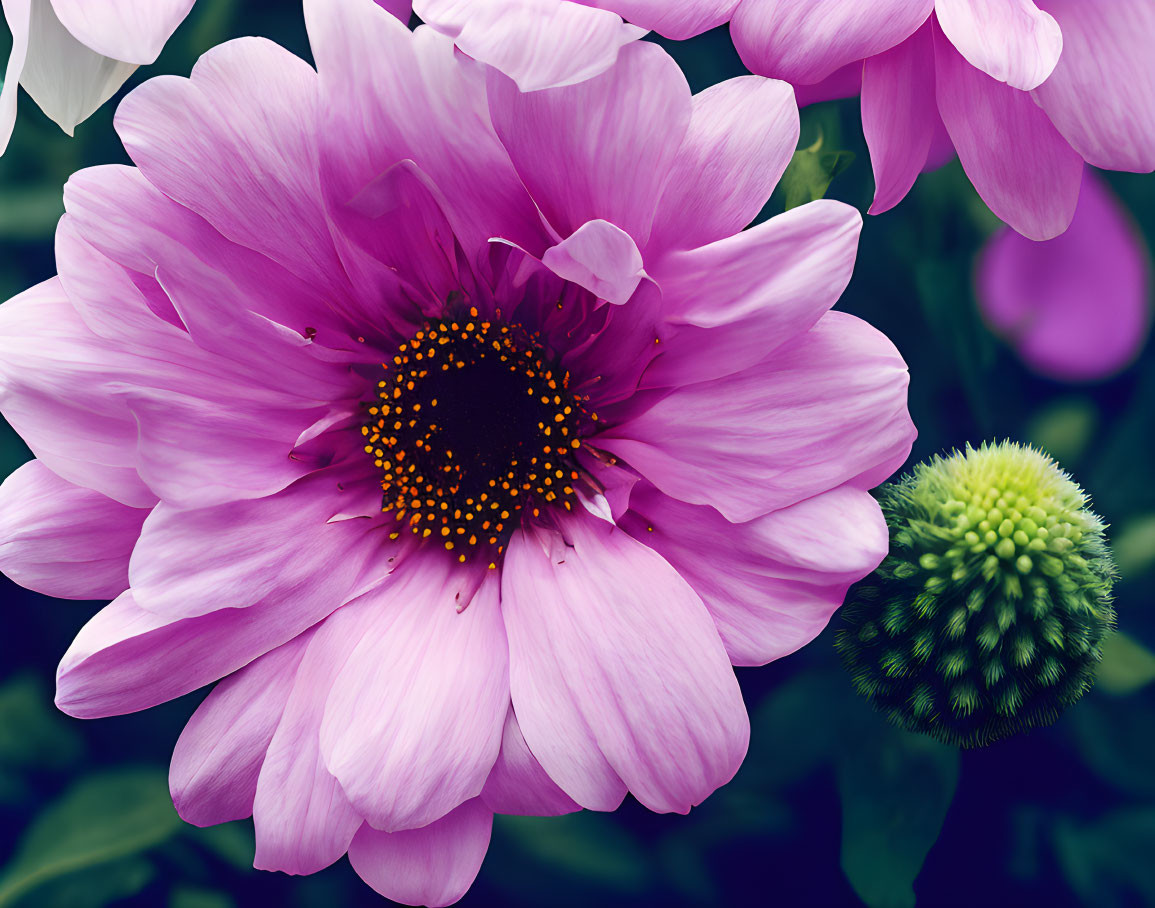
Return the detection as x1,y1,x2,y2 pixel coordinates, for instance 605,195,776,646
1024,397,1098,469
169,886,236,908
23,859,155,908
779,131,855,211
747,670,848,790
0,767,182,907
1065,694,1155,797
837,723,960,908
0,187,64,240
0,675,84,773
1097,632,1155,695
1112,513,1155,579
1054,808,1155,908
496,813,651,892
186,822,255,872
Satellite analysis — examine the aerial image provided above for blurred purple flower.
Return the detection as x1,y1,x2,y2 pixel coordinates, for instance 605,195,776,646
977,169,1151,382
0,0,914,902
418,1,1155,241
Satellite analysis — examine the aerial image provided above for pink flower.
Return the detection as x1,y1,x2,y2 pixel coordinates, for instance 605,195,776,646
418,0,1155,241
0,0,913,903
977,169,1151,382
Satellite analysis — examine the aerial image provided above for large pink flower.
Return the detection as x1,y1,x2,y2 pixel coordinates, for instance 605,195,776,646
0,0,913,903
418,0,1155,241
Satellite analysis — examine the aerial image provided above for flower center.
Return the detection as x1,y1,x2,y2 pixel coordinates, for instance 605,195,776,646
363,308,592,562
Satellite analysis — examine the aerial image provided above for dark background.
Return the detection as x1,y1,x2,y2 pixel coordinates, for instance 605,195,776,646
2,3,1154,906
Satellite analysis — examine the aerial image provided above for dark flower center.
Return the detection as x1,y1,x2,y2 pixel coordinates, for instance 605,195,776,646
363,308,593,562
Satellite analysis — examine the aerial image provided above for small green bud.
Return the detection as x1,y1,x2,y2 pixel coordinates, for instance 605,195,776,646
835,442,1117,748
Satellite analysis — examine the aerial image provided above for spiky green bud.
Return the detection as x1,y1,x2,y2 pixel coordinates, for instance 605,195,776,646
836,442,1116,748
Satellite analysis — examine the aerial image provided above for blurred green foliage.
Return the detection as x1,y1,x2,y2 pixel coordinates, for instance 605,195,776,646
2,7,1155,908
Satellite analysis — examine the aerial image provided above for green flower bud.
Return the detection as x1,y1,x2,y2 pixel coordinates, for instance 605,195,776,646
835,441,1116,748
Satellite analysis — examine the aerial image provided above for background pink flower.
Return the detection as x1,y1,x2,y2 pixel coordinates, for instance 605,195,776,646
0,0,913,902
417,0,1155,241
977,169,1152,382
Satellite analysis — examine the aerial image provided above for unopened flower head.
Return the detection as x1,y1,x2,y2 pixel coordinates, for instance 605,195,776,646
836,441,1116,749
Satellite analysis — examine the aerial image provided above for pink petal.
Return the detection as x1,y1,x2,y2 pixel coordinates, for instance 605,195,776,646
1,0,31,154
621,483,888,666
541,220,647,306
935,0,1061,90
487,39,691,249
0,278,154,507
306,0,549,269
502,509,748,814
55,476,391,719
1033,0,1155,173
53,222,349,510
863,23,938,215
49,0,192,64
319,560,508,833
730,0,933,84
648,75,799,257
253,616,363,875
592,0,739,39
129,469,390,620
113,38,349,304
645,199,862,388
348,799,493,908
601,311,914,523
0,460,147,599
480,708,580,817
415,0,645,92
977,170,1151,381
170,633,311,827
376,0,411,19
792,61,862,108
933,23,1083,240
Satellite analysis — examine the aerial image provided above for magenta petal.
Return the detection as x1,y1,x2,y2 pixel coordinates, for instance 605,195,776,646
480,708,580,817
649,75,799,257
541,220,646,306
375,0,411,19
934,0,1062,90
348,799,493,908
622,483,888,666
731,0,933,84
487,40,691,249
129,470,388,620
307,0,549,268
646,199,862,387
0,460,146,600
933,23,1083,240
50,0,192,64
415,0,645,92
114,38,349,303
170,633,311,827
56,478,390,719
503,509,747,814
0,278,154,507
1033,0,1155,173
253,618,363,875
601,312,914,523
319,561,508,833
977,170,1151,381
792,61,862,108
863,23,937,215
